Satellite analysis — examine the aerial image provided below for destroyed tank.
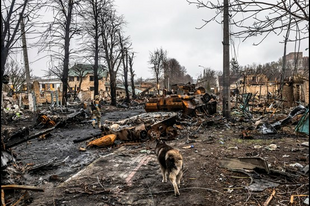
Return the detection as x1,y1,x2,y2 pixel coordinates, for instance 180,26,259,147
144,84,217,116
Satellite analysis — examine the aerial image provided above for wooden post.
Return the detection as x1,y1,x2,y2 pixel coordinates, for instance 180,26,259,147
222,0,231,118
20,15,34,112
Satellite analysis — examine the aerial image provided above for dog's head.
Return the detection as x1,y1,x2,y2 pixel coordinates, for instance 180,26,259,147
155,138,167,155
155,138,166,147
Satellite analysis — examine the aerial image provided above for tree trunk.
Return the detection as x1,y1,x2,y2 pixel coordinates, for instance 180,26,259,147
130,74,136,99
94,1,99,98
129,52,136,99
62,0,73,105
156,74,160,95
222,0,231,118
78,78,83,93
124,51,130,103
110,71,117,106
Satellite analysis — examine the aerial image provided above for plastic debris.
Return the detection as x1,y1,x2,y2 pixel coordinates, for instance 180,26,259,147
264,144,277,151
304,197,309,205
289,163,303,169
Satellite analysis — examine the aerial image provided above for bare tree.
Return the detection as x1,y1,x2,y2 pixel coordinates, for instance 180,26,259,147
1,0,27,84
149,48,167,94
70,63,89,93
119,37,131,104
163,58,194,89
187,0,308,44
1,0,41,105
183,74,194,84
38,0,82,105
81,0,111,98
128,52,136,99
44,62,73,94
4,60,27,92
44,62,63,79
99,6,126,106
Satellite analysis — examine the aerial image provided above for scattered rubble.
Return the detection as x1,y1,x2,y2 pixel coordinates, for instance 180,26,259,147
1,87,309,205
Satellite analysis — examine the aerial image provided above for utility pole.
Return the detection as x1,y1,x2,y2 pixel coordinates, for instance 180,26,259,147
20,14,34,111
222,0,231,118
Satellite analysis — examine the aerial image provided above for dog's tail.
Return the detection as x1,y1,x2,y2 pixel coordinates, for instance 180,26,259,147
166,150,183,171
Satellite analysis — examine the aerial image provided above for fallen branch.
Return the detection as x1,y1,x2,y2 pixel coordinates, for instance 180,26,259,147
11,192,27,206
263,189,276,206
97,176,104,188
1,189,5,206
290,194,309,204
1,185,44,192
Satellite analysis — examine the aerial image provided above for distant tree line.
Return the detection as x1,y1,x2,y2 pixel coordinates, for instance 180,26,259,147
149,48,193,94
231,57,309,82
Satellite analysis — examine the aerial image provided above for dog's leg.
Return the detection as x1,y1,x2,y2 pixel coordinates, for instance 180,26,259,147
164,169,168,182
176,170,183,188
169,174,180,196
160,166,167,182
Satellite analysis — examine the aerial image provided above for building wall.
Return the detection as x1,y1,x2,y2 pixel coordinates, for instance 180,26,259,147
68,74,107,92
241,84,277,96
33,80,63,104
68,74,109,100
238,81,309,106
302,80,309,104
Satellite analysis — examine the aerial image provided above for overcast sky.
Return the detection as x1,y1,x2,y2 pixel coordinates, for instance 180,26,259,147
26,0,309,80
114,0,309,80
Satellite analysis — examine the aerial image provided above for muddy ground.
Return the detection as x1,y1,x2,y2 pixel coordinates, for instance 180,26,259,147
1,105,309,206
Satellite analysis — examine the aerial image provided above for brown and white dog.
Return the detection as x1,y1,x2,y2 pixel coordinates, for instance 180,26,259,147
155,139,183,196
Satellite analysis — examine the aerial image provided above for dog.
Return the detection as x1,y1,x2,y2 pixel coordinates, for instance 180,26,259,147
155,139,183,196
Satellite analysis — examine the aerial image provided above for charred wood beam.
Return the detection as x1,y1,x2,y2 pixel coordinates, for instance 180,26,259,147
2,127,29,144
5,109,85,148
27,157,58,172
5,122,61,149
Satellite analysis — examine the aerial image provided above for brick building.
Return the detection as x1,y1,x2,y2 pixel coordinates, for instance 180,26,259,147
68,64,109,100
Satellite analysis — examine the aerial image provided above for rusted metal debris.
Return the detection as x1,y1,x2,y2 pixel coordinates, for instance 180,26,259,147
98,112,178,145
87,134,117,148
145,84,217,116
